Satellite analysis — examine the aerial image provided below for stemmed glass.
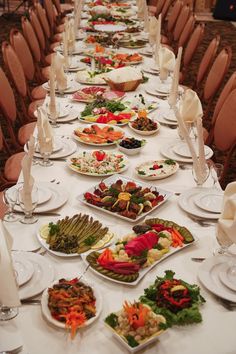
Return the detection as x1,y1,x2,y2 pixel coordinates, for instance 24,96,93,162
210,163,224,189
2,188,19,222
64,55,72,74
39,148,53,167
18,185,38,224
46,102,60,128
192,161,210,187
214,227,233,256
0,305,18,321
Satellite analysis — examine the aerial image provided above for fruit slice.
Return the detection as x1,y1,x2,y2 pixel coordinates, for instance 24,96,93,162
40,224,50,240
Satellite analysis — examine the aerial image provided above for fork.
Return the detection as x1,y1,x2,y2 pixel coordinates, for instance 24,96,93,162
187,215,216,227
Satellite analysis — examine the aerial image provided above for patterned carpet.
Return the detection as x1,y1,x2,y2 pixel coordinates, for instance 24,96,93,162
0,14,235,188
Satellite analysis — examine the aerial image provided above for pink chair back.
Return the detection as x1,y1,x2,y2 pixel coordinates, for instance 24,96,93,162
173,5,191,42
155,0,165,16
29,7,46,51
213,71,236,121
0,68,16,123
196,35,220,88
52,0,61,15
203,46,232,102
10,28,35,82
35,2,51,39
2,41,27,98
161,0,172,21
178,13,196,48
44,0,56,33
21,16,41,63
183,23,205,68
167,0,183,33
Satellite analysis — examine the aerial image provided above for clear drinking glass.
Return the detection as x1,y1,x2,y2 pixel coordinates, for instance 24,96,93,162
192,161,210,187
210,163,224,189
2,188,19,222
64,55,72,74
0,306,18,321
214,230,233,256
46,102,60,128
18,185,38,224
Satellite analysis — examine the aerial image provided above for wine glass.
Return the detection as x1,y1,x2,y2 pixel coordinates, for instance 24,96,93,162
210,163,224,189
18,185,38,224
0,305,18,321
214,227,233,256
192,161,210,187
2,188,19,222
46,102,60,128
64,55,72,74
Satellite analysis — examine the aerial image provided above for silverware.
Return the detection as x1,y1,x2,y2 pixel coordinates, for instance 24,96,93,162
78,264,90,281
14,211,61,217
187,215,216,227
21,299,41,305
179,164,192,170
0,346,23,354
218,298,236,311
191,257,206,262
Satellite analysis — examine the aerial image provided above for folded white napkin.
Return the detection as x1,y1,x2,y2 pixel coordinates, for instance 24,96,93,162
49,64,56,118
179,89,203,123
37,108,53,155
154,14,161,66
159,46,175,81
54,52,67,92
174,89,206,184
168,46,183,107
0,221,20,308
149,16,158,45
21,136,35,212
217,182,236,245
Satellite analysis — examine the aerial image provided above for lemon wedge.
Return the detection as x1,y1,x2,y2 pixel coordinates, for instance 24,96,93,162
91,240,105,249
91,232,114,249
40,224,50,240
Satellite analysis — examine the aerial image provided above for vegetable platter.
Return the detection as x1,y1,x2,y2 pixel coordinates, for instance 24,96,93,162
83,217,195,285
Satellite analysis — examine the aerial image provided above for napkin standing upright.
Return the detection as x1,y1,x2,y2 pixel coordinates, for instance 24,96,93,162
149,16,158,46
62,31,69,67
49,62,56,119
54,52,67,92
154,14,161,65
37,108,53,155
143,0,149,32
158,46,175,81
0,221,21,308
21,135,35,212
137,0,144,19
168,46,182,107
217,181,236,246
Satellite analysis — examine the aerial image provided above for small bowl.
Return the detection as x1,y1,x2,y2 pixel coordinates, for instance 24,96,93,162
117,139,146,155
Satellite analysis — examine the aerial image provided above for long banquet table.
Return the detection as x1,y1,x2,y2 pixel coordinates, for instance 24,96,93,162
2,13,236,354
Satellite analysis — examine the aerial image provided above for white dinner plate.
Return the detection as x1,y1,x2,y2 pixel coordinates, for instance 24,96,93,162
193,190,223,213
198,256,236,302
56,110,79,123
34,108,69,120
219,263,236,292
32,139,77,159
67,152,129,177
12,253,34,287
35,139,63,153
135,160,179,180
156,112,178,126
42,81,81,94
178,187,220,220
9,184,52,206
155,82,172,94
94,24,127,32
145,86,169,98
55,43,84,55
13,251,54,300
14,183,68,213
162,109,177,122
173,142,213,158
76,70,107,85
160,143,214,163
41,278,102,329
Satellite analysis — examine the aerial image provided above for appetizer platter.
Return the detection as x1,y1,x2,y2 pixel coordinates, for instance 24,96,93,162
37,213,114,256
81,56,126,69
84,218,195,285
72,87,125,103
112,53,143,65
79,175,172,222
73,124,125,146
41,278,102,337
135,159,179,180
104,301,166,352
119,39,147,49
76,69,108,85
68,151,129,176
126,94,159,113
117,137,146,155
140,270,205,327
128,110,160,136
79,98,135,125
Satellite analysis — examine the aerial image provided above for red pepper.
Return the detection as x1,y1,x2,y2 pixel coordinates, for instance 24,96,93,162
93,150,106,161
